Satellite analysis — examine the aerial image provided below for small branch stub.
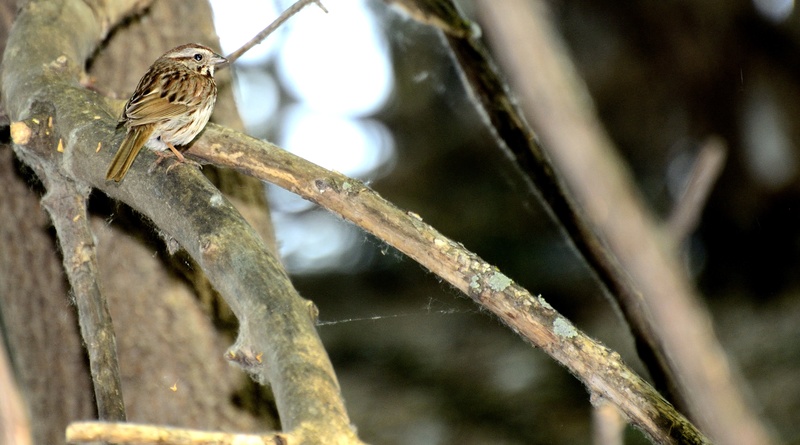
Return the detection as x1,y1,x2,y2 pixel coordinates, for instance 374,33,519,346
10,121,32,145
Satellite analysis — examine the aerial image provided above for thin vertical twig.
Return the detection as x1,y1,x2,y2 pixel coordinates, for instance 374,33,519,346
667,137,727,244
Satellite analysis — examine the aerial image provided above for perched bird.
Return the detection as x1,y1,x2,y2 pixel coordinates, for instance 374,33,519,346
105,43,227,182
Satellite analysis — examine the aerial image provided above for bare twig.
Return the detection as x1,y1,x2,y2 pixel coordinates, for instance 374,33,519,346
185,125,710,445
67,422,290,444
667,137,727,244
224,0,327,65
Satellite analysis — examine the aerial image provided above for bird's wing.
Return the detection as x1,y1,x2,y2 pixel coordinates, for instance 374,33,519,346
123,90,190,126
121,61,202,127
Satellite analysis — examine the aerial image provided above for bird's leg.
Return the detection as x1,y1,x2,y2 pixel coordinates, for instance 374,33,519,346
165,142,186,162
151,144,183,165
149,143,201,174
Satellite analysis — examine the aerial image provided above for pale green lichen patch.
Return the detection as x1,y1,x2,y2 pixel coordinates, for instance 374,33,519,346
553,317,578,338
469,275,481,291
487,272,512,291
209,193,225,207
537,294,554,311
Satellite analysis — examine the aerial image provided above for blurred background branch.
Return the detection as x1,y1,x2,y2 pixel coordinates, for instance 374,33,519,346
474,1,772,443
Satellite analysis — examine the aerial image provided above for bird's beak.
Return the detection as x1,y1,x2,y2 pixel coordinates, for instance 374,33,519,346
214,53,229,69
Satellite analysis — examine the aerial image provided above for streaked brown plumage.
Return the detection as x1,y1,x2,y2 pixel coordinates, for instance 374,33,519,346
105,43,227,182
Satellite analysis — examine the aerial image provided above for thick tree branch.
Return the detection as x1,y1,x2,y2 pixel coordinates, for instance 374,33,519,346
2,1,361,443
2,0,143,423
10,111,125,422
42,171,126,421
13,112,129,421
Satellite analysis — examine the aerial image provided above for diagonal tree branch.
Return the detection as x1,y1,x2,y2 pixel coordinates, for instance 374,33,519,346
389,0,681,409
183,125,710,445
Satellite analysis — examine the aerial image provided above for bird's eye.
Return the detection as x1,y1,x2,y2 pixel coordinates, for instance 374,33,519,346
194,53,203,61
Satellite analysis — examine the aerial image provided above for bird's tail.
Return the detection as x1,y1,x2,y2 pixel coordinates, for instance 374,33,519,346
105,126,153,182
